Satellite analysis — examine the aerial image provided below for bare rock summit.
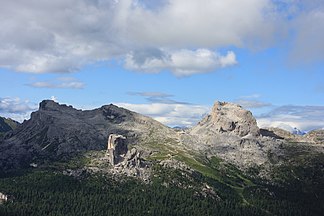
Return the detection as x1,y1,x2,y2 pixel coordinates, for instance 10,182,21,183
0,100,176,170
191,101,260,137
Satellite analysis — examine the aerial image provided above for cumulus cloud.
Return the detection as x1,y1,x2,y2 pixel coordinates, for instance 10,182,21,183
120,91,209,126
1,0,322,74
257,105,324,132
0,97,35,114
0,0,279,75
27,77,85,89
130,0,276,48
274,0,324,64
125,49,237,76
290,9,324,64
0,97,37,122
116,102,209,127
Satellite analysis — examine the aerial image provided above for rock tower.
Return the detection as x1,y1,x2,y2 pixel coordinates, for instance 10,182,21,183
106,134,126,165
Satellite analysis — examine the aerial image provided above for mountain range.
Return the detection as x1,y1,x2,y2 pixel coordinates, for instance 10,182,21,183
0,100,323,215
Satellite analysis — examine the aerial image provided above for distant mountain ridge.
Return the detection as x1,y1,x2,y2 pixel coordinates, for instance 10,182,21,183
292,127,306,135
260,127,324,144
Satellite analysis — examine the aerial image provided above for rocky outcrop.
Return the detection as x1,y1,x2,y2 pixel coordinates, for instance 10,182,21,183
86,147,151,182
0,192,8,204
191,101,259,137
187,101,283,169
114,148,151,181
110,146,146,169
62,168,87,179
305,129,324,144
106,134,127,165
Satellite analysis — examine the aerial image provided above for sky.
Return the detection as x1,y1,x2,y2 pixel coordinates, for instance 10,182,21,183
0,0,323,132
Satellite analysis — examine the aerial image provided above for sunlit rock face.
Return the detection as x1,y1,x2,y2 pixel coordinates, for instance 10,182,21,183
191,101,260,137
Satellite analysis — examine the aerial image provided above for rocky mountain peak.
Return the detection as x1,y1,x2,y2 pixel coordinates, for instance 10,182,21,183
39,100,76,112
194,101,259,137
0,100,177,170
39,100,59,110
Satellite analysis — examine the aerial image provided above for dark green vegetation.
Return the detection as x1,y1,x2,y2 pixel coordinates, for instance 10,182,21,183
0,169,264,216
244,142,324,216
0,144,323,216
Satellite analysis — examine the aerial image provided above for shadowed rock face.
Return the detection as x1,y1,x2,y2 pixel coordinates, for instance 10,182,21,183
260,127,305,141
260,127,324,144
0,100,174,169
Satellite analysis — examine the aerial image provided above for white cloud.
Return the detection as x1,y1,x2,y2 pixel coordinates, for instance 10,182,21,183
116,102,209,127
128,0,276,48
233,94,272,109
0,0,322,75
257,105,324,132
0,0,279,75
0,97,35,114
50,96,58,102
125,49,237,76
274,0,324,64
27,77,85,89
0,97,37,122
290,9,324,64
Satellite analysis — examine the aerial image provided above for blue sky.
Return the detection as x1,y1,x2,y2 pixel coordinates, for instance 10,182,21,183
0,0,323,131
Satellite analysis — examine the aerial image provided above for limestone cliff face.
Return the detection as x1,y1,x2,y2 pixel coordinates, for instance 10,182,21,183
185,101,282,169
191,101,260,137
